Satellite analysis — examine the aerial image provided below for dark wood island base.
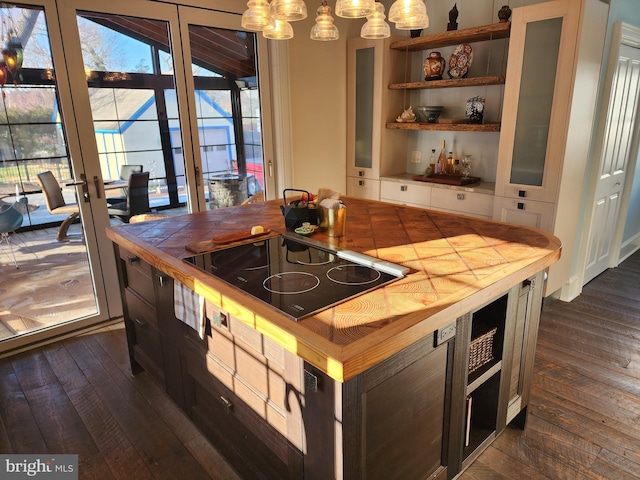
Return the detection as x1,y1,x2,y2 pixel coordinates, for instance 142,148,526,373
107,197,560,480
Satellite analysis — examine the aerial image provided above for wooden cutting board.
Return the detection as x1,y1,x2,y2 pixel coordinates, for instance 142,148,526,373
185,228,273,254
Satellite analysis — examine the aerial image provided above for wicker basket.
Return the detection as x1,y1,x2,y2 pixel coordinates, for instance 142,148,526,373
468,327,498,374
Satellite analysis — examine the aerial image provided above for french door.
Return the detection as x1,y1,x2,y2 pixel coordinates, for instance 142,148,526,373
0,0,274,353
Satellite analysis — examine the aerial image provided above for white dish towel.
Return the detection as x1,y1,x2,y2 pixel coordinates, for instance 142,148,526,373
174,280,206,339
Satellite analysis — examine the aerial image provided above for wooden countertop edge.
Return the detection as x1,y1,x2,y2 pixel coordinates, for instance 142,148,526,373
106,222,561,383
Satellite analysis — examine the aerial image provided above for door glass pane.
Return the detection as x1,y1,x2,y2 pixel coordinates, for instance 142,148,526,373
187,24,263,208
0,4,98,345
510,18,563,186
355,47,374,170
77,12,184,211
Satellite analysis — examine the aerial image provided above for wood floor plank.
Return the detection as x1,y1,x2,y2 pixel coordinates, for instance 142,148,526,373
41,339,155,480
62,330,213,480
0,357,48,453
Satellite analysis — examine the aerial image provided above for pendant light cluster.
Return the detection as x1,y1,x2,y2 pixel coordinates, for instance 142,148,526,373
241,0,429,41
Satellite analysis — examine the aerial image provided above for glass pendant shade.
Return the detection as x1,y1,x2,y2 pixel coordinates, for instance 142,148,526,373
241,0,272,31
263,18,295,39
270,0,308,21
361,2,390,39
388,0,427,23
310,1,339,41
394,13,429,30
335,0,375,18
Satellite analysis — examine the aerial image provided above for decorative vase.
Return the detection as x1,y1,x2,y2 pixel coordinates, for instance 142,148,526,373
466,96,485,124
423,52,445,81
498,5,512,23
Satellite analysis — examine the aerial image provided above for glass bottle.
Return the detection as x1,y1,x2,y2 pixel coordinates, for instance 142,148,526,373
447,151,454,174
426,149,436,175
437,140,447,175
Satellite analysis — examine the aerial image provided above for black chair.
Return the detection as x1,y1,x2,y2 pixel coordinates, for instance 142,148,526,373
106,164,143,205
107,172,150,223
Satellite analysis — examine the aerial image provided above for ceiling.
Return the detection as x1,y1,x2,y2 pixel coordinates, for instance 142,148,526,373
80,13,257,81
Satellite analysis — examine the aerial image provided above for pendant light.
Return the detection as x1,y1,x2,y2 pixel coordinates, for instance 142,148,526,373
270,0,308,21
310,1,339,41
361,2,390,39
263,18,294,39
388,0,429,29
335,0,375,18
241,0,272,31
394,13,429,30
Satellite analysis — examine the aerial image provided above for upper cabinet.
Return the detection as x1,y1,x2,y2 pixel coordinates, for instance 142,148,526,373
494,1,579,203
346,36,408,199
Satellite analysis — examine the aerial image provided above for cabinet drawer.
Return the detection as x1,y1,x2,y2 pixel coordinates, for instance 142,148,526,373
119,248,155,304
380,180,430,206
125,290,163,373
430,189,493,217
347,176,380,200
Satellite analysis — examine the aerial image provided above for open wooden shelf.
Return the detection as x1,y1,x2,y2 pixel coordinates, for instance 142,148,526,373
386,122,500,132
389,76,505,91
390,22,511,52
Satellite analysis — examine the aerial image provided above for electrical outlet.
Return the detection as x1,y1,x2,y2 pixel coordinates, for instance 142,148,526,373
435,321,456,346
411,150,422,164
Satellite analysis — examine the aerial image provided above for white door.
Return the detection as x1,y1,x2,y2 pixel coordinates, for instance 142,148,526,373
584,41,640,284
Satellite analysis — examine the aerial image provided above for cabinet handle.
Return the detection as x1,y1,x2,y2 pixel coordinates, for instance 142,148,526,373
358,170,364,177
518,190,526,198
157,275,167,288
127,255,140,265
517,202,525,210
400,185,407,192
133,317,146,327
359,180,364,186
220,396,233,414
456,193,465,200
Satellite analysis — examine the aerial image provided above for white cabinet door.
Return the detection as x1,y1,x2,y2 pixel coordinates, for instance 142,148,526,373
494,0,581,203
492,197,555,232
347,37,407,185
347,176,380,201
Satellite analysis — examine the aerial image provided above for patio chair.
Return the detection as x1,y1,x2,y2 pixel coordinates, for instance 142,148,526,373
106,164,143,205
36,171,81,241
0,200,37,268
108,172,150,223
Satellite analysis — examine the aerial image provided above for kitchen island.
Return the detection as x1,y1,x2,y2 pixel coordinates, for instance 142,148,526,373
106,197,561,480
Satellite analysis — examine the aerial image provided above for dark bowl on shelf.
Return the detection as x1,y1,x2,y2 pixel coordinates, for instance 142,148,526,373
414,106,444,123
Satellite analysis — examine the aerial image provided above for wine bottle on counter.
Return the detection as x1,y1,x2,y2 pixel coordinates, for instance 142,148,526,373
438,140,447,175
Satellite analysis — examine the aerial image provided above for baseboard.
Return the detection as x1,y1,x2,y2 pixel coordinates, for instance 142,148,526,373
557,275,582,302
619,233,640,264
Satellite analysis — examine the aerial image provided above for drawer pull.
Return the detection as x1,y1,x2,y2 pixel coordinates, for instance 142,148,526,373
133,317,146,327
456,193,465,200
359,180,364,186
518,190,526,198
127,255,140,265
220,396,233,414
400,185,407,192
517,202,525,210
358,170,364,177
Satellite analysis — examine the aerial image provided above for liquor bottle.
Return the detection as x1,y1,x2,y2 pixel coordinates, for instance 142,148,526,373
447,152,454,174
454,158,460,175
425,149,436,175
437,140,447,175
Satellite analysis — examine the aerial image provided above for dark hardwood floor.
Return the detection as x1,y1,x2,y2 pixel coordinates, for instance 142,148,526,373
1,251,639,479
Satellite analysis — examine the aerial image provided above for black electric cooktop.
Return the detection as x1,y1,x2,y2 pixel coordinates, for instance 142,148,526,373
183,235,404,321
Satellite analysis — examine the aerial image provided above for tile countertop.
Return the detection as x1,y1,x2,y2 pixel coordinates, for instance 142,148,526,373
106,196,561,382
382,173,496,195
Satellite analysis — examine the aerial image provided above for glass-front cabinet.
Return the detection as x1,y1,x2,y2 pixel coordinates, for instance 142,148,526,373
346,36,407,200
494,0,580,205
